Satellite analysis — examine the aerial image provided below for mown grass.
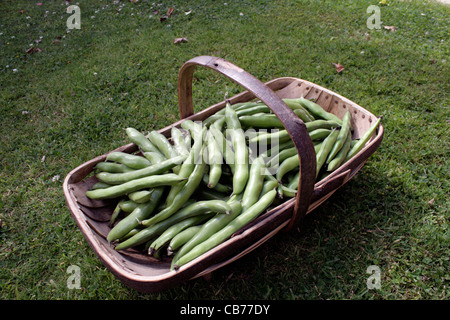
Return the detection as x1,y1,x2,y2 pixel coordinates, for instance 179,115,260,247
0,0,448,300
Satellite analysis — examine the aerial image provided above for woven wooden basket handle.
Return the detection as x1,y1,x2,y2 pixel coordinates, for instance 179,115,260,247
177,56,316,230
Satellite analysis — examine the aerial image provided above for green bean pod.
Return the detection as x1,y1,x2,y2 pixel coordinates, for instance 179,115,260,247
262,169,296,198
109,200,124,226
167,225,202,256
107,187,165,242
94,161,135,173
180,119,195,133
165,127,206,206
229,128,248,195
297,97,343,125
235,104,271,116
225,103,248,195
266,147,298,171
181,120,204,142
119,200,140,213
143,151,166,164
345,116,382,161
209,125,235,174
206,129,223,188
170,197,242,269
211,117,225,130
172,189,276,270
91,181,112,190
250,98,315,122
258,179,278,198
106,151,152,170
276,184,297,198
241,156,266,212
327,130,352,172
293,108,315,123
306,119,341,132
232,101,263,111
247,129,291,145
95,154,187,185
202,114,224,127
275,154,300,182
309,128,332,141
128,189,154,203
327,110,352,163
314,141,323,154
214,101,262,116
281,98,315,120
147,131,178,159
85,173,185,200
259,140,295,161
238,114,284,128
119,227,141,241
202,173,232,194
148,215,209,257
171,126,190,157
115,200,231,250
125,127,163,155
286,170,300,190
315,128,340,177
140,160,207,227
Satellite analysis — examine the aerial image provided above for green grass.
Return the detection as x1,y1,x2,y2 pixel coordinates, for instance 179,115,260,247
1,0,449,300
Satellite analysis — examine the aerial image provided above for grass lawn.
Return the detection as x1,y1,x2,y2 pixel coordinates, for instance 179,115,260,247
0,0,448,300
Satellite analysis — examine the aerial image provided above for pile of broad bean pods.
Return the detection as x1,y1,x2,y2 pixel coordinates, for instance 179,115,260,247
85,97,381,270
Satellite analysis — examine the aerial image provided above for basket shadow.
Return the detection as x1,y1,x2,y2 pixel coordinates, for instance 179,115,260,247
165,166,407,299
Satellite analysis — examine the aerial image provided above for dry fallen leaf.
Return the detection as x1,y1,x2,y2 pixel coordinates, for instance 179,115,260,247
174,37,188,44
332,63,345,73
384,25,397,32
25,47,42,54
160,8,175,22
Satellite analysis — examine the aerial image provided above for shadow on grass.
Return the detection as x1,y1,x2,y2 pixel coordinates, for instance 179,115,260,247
153,163,439,300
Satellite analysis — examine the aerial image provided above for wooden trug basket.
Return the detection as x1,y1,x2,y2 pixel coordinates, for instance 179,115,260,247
63,56,384,293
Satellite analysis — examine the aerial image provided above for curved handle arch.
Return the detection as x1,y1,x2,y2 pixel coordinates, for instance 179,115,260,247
177,56,316,230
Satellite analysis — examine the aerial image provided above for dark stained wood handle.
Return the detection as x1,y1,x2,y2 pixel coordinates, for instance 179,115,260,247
177,56,316,230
